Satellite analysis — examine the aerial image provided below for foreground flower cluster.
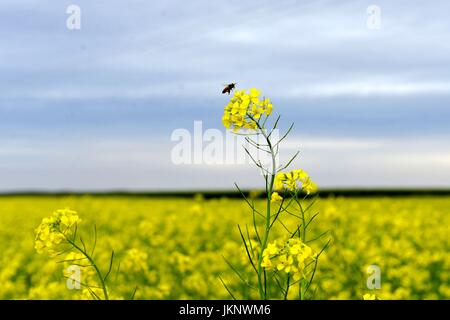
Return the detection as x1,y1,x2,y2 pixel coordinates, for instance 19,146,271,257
35,208,80,256
274,170,318,195
222,88,273,132
261,238,316,282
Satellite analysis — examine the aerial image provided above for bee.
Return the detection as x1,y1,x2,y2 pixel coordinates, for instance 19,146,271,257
222,83,237,95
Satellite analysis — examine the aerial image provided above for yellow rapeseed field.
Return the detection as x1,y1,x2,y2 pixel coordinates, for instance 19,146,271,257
0,195,448,299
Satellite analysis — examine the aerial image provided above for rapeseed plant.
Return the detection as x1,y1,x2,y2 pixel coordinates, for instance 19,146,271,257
35,208,118,300
221,88,329,300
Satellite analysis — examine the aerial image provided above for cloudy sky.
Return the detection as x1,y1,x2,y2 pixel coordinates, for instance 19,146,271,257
1,0,450,191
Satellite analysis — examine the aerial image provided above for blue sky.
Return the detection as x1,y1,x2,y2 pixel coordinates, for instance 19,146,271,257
1,0,450,191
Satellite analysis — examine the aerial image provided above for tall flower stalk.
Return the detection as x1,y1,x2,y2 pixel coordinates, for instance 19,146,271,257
221,88,330,300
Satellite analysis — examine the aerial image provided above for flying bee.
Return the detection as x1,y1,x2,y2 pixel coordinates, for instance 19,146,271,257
222,83,237,95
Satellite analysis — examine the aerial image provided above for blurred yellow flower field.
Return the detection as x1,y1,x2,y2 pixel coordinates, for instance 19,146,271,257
0,195,448,299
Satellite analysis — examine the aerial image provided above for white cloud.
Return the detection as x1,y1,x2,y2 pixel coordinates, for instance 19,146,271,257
1,135,450,191
287,82,450,97
283,137,385,150
5,80,450,101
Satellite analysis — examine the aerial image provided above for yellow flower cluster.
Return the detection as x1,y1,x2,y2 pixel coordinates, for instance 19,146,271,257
261,238,315,281
122,248,149,273
363,293,378,300
34,208,80,256
270,192,283,203
222,88,273,132
274,169,318,194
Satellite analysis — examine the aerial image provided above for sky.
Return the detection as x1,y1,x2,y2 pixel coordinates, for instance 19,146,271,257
1,0,450,191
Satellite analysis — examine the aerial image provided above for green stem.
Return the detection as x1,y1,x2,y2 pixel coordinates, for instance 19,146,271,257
294,192,306,242
295,193,307,300
256,126,276,300
66,237,109,300
300,204,306,243
300,279,305,300
244,113,280,300
284,274,290,300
